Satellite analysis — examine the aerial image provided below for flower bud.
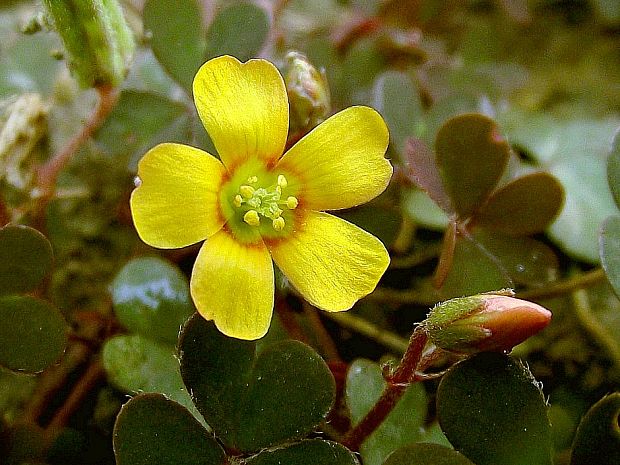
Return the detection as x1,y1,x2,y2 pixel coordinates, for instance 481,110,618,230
43,0,135,88
423,291,552,354
284,51,331,136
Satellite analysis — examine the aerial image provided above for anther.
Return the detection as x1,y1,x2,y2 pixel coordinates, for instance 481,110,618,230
239,185,255,199
247,175,258,184
243,210,260,226
277,175,288,188
233,194,243,208
272,217,285,231
286,196,298,209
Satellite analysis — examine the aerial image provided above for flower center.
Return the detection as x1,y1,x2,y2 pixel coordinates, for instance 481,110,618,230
232,174,298,231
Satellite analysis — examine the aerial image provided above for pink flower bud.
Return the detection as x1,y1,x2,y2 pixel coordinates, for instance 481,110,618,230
424,293,552,354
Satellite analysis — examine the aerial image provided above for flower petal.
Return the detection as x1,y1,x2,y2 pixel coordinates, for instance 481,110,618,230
277,106,392,211
130,143,226,249
267,211,390,311
191,230,274,340
193,55,288,169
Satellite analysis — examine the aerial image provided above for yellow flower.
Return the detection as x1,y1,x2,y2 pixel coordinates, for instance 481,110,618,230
130,56,392,340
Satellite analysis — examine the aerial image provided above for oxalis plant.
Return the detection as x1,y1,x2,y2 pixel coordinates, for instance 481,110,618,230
0,1,619,464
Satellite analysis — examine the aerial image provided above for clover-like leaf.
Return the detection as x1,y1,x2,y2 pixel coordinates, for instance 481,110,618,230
110,256,194,344
0,296,67,373
435,114,510,218
0,225,53,296
113,393,225,465
437,353,553,465
600,215,620,298
475,172,564,236
383,443,476,465
570,393,620,465
606,129,620,209
205,2,270,62
346,359,427,465
246,439,359,465
179,314,335,452
143,0,205,92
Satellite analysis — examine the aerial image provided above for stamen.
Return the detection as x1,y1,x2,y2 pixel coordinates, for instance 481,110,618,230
239,185,255,199
243,210,260,226
233,194,243,208
286,196,298,209
272,217,285,231
247,175,258,184
277,175,288,189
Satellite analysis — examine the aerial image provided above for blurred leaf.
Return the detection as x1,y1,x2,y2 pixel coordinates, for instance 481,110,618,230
372,71,424,156
404,138,453,214
110,256,194,344
0,295,67,373
205,2,270,61
439,234,512,298
346,359,427,465
0,422,47,465
383,443,475,465
600,216,620,298
402,188,450,231
506,115,619,262
179,315,335,452
113,393,225,465
101,334,199,420
437,353,553,465
472,230,559,287
341,38,386,105
435,114,510,218
95,90,187,164
475,172,564,236
0,225,53,296
607,129,620,210
143,0,205,92
338,204,401,249
570,393,620,465
247,439,359,465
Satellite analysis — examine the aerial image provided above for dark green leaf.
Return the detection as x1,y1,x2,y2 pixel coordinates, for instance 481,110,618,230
338,205,401,249
346,359,427,465
110,256,194,344
101,334,199,419
607,129,620,210
599,216,620,298
95,91,187,164
475,172,564,235
113,393,225,465
0,225,53,296
435,114,510,218
143,0,205,92
437,353,553,465
383,443,476,465
0,296,67,373
205,2,270,61
179,315,335,452
570,393,620,465
247,439,359,465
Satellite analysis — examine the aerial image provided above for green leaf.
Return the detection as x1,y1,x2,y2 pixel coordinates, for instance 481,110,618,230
570,393,620,465
113,393,225,465
0,296,67,373
475,172,564,236
205,2,270,61
95,90,187,164
338,205,401,249
402,188,450,231
0,225,53,296
143,0,205,92
247,439,359,465
346,359,427,465
435,114,510,219
179,315,335,452
383,443,475,465
372,71,424,156
600,216,620,298
101,334,198,419
110,256,194,344
607,129,620,210
437,353,553,465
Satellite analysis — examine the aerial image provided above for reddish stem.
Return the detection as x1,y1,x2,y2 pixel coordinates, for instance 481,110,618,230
342,327,428,451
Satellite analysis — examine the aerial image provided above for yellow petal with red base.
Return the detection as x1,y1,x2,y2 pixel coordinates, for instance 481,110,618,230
130,143,226,249
277,106,391,211
267,211,389,311
190,230,274,340
193,56,289,169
